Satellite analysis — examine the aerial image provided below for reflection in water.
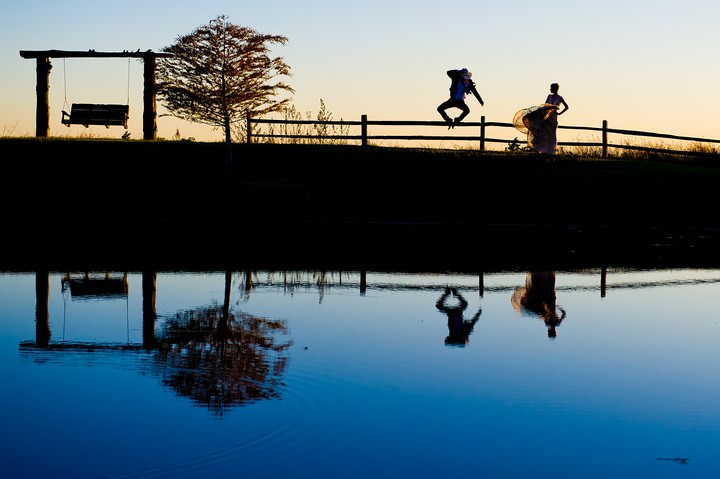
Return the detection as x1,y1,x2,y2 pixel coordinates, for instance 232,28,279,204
151,304,292,415
61,272,129,300
35,271,50,348
435,287,482,347
24,271,292,416
10,269,720,477
511,271,566,338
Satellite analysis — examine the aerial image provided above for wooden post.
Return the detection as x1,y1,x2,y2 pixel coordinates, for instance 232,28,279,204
35,58,51,138
246,114,252,143
602,120,608,159
480,115,486,151
143,56,157,140
361,114,368,147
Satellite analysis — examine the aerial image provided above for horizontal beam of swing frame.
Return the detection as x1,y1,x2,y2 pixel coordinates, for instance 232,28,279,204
19,49,173,59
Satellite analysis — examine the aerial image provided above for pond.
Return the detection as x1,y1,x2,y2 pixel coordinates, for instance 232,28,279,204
1,269,719,478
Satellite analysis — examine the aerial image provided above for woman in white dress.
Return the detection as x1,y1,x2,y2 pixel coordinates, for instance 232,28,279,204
513,83,569,154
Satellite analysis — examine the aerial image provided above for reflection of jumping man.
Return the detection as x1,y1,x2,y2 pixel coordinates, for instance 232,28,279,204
436,287,482,347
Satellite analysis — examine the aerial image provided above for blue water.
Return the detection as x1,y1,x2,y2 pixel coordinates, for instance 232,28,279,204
1,270,718,478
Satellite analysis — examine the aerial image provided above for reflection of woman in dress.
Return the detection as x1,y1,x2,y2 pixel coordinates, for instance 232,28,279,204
511,271,566,338
513,83,569,154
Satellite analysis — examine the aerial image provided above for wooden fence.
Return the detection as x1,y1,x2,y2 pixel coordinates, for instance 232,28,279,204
247,115,720,159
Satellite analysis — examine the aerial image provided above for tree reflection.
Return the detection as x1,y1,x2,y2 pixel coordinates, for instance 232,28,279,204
23,271,293,417
151,304,292,415
511,271,566,338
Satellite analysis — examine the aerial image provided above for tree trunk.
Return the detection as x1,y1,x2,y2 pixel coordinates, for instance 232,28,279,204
224,115,233,172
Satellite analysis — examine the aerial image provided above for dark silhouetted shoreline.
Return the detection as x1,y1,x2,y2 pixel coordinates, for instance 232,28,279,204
3,138,720,271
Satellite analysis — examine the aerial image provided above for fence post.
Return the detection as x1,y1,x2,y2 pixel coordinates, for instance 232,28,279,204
480,115,486,151
361,114,368,146
246,115,252,144
602,120,607,159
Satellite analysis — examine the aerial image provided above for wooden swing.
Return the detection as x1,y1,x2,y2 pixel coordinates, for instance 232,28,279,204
62,103,129,128
60,58,130,129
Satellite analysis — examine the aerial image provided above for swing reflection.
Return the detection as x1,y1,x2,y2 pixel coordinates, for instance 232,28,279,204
61,272,128,299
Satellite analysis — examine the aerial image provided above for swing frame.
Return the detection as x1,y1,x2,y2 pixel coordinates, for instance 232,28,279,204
60,57,130,129
19,49,172,140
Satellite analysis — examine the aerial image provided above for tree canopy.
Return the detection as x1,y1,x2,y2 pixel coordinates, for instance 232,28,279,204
157,15,294,143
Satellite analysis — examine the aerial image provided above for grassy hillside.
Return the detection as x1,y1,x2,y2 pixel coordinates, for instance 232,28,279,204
2,138,720,271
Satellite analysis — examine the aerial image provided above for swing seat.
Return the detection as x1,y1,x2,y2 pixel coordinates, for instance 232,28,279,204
61,103,129,129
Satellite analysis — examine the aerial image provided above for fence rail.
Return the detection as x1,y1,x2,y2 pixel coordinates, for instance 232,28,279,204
247,115,720,159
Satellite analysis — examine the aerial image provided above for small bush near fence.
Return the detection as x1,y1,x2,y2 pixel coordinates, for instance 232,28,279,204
240,99,350,145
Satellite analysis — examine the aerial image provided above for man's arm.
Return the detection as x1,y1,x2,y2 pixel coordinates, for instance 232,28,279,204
469,84,484,106
456,293,468,310
436,288,452,311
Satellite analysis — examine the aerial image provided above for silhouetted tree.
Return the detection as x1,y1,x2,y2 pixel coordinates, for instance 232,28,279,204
157,15,293,167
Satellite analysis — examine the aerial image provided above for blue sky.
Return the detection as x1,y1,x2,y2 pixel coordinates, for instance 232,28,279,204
2,0,718,146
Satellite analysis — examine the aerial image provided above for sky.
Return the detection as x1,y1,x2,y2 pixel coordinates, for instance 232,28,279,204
1,0,719,147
